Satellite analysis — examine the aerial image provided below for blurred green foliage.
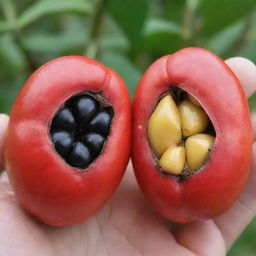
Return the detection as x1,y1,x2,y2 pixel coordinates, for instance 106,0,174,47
0,0,256,254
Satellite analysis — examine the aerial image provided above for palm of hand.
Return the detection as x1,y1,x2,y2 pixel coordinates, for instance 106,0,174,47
0,57,256,256
0,166,224,256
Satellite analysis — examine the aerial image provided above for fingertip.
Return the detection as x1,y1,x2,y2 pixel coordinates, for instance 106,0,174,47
0,114,9,123
251,113,256,141
0,114,9,170
225,57,256,98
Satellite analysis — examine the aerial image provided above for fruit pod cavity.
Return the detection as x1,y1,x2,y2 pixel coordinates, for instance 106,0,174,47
132,48,253,223
4,56,131,226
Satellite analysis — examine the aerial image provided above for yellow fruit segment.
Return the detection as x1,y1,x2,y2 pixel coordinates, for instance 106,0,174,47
148,94,182,157
178,100,209,137
148,90,215,175
159,146,185,175
188,94,201,107
185,134,215,172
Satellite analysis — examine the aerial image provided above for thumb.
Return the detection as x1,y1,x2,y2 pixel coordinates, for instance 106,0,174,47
0,114,9,170
225,57,256,97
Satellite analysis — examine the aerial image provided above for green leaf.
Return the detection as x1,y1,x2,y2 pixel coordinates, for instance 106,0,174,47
228,218,256,255
0,34,27,74
108,0,149,47
99,51,142,97
207,20,245,56
22,32,88,53
198,0,256,36
16,0,92,29
248,92,256,113
238,42,256,63
100,34,129,52
0,20,9,32
165,0,186,23
0,75,26,114
143,18,183,54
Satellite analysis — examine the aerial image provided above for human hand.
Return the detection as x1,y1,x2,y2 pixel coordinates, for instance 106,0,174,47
0,57,256,256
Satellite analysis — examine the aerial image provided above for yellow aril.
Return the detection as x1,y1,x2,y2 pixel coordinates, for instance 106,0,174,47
178,100,209,137
159,146,185,175
148,95,182,157
185,133,215,171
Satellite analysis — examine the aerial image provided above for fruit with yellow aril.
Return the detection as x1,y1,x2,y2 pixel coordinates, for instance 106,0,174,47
133,47,253,223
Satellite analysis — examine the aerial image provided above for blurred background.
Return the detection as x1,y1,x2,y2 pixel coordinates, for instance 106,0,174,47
0,0,256,254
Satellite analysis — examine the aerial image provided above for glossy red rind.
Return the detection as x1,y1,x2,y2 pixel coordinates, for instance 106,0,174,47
132,48,253,223
4,56,131,226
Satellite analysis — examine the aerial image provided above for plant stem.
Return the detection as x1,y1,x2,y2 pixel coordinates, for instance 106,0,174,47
13,33,37,71
84,0,107,59
0,0,15,26
182,0,200,44
0,0,37,72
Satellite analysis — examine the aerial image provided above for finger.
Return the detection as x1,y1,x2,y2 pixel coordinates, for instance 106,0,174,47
225,57,256,98
225,58,256,138
251,113,256,140
0,114,9,170
175,220,226,256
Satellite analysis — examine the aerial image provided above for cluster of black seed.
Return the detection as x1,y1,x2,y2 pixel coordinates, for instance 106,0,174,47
50,94,113,169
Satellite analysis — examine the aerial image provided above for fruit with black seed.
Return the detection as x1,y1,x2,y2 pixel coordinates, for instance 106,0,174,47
4,55,131,227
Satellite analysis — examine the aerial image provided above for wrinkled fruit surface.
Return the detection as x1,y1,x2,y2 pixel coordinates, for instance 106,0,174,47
132,47,253,223
4,56,131,226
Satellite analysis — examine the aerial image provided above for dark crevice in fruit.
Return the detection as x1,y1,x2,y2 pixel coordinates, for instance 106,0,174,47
50,92,113,169
204,122,216,137
171,86,185,103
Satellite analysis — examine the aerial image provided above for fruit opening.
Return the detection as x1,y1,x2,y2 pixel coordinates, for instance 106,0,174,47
148,86,216,181
50,91,114,169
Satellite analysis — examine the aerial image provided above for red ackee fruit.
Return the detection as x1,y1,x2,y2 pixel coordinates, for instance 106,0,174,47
132,48,253,223
4,56,131,226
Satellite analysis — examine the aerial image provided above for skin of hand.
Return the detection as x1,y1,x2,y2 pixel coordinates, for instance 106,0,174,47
0,57,256,256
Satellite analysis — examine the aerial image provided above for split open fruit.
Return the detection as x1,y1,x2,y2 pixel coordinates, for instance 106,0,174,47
4,56,131,226
132,47,253,223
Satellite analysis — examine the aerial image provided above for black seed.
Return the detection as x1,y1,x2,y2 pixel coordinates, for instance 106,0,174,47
50,93,113,169
72,95,98,126
51,130,73,158
81,132,105,156
52,108,76,132
66,142,92,168
87,110,111,136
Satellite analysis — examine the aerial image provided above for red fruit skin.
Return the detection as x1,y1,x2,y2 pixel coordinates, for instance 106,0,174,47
4,56,131,226
132,48,253,223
